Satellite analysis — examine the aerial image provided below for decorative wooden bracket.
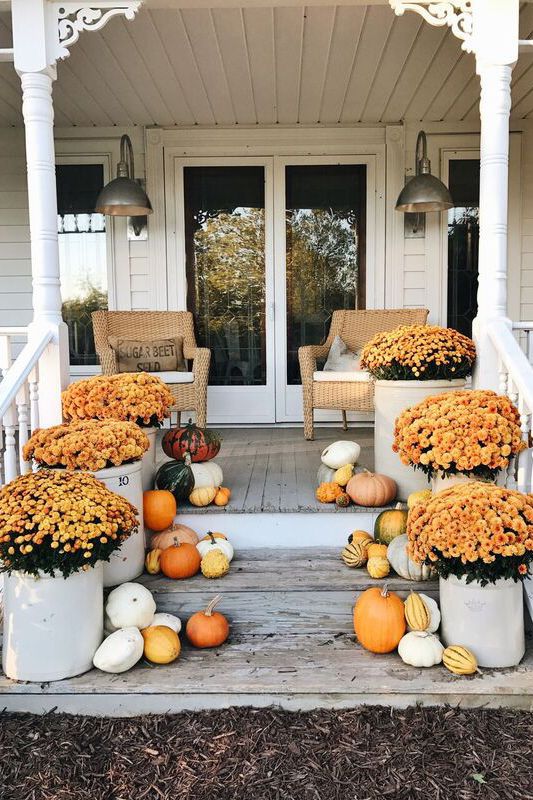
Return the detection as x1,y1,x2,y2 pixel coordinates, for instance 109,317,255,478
53,2,141,61
389,1,473,52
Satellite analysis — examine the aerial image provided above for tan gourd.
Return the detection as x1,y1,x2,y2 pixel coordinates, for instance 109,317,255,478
145,548,162,575
333,464,354,487
366,556,390,579
341,540,368,568
201,549,230,579
366,542,388,559
404,592,430,631
141,625,181,664
189,486,217,507
443,645,480,675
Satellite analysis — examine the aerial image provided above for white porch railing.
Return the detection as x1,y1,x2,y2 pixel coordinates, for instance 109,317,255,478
489,320,533,494
0,327,52,485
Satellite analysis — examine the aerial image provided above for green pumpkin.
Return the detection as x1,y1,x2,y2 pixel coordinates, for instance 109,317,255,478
374,503,408,545
155,459,195,501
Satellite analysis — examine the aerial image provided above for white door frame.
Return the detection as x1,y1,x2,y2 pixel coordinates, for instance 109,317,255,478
164,154,276,424
273,153,384,423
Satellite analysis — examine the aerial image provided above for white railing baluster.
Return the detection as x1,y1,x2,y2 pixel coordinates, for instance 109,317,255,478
16,382,30,475
3,400,18,484
517,400,532,493
28,364,39,432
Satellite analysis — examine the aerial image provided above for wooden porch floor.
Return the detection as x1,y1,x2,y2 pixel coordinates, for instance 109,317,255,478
161,426,375,514
1,548,532,715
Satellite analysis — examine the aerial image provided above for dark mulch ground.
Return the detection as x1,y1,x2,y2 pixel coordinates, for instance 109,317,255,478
1,706,532,800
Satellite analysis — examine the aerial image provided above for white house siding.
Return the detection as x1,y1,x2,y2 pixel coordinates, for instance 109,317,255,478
520,126,533,323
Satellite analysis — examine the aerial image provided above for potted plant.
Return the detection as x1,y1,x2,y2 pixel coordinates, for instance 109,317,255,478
23,419,149,586
0,470,138,681
62,372,174,491
393,390,525,492
407,481,531,667
360,324,476,499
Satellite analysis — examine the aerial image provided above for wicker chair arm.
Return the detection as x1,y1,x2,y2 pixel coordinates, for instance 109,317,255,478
187,346,211,383
98,345,118,375
298,344,329,384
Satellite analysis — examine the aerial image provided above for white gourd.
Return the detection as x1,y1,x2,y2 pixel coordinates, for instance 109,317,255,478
317,464,336,486
93,627,144,673
147,612,182,634
197,536,234,562
398,631,444,667
407,593,441,633
191,461,223,489
321,441,361,469
387,535,435,581
105,582,156,631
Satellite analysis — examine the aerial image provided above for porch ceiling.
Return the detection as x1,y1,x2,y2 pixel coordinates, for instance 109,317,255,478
0,4,532,127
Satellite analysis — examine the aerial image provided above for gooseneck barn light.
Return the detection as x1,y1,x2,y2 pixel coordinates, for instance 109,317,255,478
95,134,152,217
396,130,453,213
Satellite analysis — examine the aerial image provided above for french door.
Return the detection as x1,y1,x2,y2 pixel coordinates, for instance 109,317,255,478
166,155,378,424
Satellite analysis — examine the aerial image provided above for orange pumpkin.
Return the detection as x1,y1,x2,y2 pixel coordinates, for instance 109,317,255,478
186,595,230,648
214,487,231,507
143,490,177,532
353,584,406,654
348,530,373,546
316,482,343,503
366,542,388,559
346,470,397,507
160,540,201,579
151,523,199,549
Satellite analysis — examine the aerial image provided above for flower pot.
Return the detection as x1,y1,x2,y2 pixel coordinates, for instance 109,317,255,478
141,427,158,492
373,379,466,501
431,473,477,493
94,460,145,587
439,575,525,668
2,563,103,681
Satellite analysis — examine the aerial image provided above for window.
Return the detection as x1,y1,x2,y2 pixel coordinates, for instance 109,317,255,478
56,163,108,366
447,159,479,338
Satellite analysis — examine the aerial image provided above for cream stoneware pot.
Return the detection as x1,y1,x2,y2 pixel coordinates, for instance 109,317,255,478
431,473,477,493
373,378,466,500
94,460,144,587
2,562,103,682
439,574,525,668
141,427,158,492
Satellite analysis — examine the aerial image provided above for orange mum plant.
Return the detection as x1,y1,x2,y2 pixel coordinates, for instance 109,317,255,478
360,324,476,381
407,482,533,585
23,420,149,472
0,471,139,578
393,390,525,481
62,372,174,427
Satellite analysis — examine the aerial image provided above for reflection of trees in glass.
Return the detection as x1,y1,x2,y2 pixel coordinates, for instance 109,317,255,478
193,208,265,386
447,206,479,338
63,285,107,366
286,208,359,384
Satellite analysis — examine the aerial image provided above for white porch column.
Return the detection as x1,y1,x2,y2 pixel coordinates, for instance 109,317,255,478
19,68,69,425
471,0,519,390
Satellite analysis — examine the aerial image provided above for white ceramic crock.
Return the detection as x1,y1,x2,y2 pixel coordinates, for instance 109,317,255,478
373,379,466,500
141,427,158,492
439,574,525,668
431,473,477,493
94,460,145,587
2,563,103,682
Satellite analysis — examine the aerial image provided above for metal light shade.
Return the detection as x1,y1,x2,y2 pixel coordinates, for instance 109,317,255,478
95,134,152,217
396,130,453,213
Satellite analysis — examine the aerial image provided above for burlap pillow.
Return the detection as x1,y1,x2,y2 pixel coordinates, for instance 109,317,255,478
108,336,187,373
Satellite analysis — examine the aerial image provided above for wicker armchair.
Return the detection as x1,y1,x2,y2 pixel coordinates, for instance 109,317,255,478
298,308,429,440
92,311,210,427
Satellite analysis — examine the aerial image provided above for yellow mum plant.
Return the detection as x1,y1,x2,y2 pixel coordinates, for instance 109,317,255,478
62,372,174,427
360,324,476,381
393,390,525,480
23,420,149,472
407,482,533,585
0,471,139,578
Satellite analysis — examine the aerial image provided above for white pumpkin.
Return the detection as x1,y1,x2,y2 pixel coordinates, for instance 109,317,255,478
105,582,156,631
197,534,234,562
387,534,435,581
191,461,223,489
93,627,144,673
321,441,361,469
146,612,182,634
398,631,444,667
407,593,441,634
317,463,336,486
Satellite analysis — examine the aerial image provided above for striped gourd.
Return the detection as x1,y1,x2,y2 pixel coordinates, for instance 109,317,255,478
443,645,479,675
341,540,368,568
404,592,430,631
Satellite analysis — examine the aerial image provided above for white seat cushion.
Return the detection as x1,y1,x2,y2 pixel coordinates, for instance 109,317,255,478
148,371,194,384
313,370,371,383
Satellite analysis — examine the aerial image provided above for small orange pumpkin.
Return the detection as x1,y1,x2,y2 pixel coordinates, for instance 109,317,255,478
348,530,373,546
186,595,230,648
143,490,177,532
353,584,406,654
366,542,388,559
346,470,397,507
151,523,199,550
316,482,343,503
160,539,201,579
214,487,231,507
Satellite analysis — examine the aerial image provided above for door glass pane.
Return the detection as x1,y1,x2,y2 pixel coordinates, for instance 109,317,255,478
447,159,479,338
285,164,366,385
184,166,266,386
56,164,108,366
